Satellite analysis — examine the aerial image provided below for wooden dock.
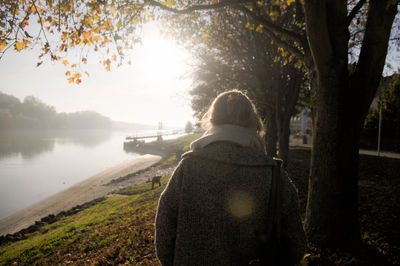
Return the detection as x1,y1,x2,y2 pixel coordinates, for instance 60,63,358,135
125,131,183,142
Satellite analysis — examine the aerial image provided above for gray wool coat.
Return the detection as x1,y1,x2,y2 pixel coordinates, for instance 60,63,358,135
155,141,306,266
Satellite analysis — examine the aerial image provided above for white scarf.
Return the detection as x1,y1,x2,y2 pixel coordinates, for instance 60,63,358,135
190,124,265,152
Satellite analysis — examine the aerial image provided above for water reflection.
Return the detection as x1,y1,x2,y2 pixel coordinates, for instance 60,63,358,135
0,130,112,160
0,129,135,220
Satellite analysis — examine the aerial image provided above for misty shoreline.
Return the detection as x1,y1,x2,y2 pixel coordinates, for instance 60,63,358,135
0,154,162,237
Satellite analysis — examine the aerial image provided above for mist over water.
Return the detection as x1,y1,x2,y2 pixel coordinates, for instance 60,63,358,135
0,129,154,220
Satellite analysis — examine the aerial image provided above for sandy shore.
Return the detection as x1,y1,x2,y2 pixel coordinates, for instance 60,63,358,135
0,154,162,236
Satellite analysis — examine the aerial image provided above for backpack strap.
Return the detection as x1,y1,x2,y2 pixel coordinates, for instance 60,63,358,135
264,158,284,265
250,158,284,265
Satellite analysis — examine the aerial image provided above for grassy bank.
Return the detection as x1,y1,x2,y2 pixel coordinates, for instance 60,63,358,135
0,179,168,265
0,133,202,265
1,141,399,265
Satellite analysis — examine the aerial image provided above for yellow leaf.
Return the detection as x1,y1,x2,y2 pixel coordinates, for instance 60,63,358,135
106,65,110,71
15,41,26,51
62,60,69,66
245,22,255,30
0,40,7,51
82,32,92,40
166,0,175,7
68,77,74,83
65,71,71,76
71,64,77,68
256,25,263,32
287,0,295,5
227,33,233,38
92,35,102,42
74,73,82,79
61,33,68,42
112,54,117,61
75,79,81,84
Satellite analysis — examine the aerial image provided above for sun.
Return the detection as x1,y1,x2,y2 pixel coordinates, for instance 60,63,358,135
124,23,194,127
133,29,189,83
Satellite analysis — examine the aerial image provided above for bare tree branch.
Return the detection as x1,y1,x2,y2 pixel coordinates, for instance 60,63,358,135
346,0,367,27
144,0,250,14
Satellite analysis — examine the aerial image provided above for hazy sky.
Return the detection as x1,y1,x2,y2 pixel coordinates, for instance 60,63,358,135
0,22,194,128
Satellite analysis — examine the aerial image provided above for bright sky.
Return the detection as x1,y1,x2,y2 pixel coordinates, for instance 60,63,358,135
0,22,194,129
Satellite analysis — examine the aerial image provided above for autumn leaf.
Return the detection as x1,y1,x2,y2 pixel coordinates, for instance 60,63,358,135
21,19,29,28
287,0,296,5
0,40,7,51
85,71,90,77
15,41,25,52
68,77,74,83
82,32,92,40
112,54,117,61
75,79,81,84
62,60,69,66
71,64,77,68
166,0,175,7
110,5,116,14
65,71,71,76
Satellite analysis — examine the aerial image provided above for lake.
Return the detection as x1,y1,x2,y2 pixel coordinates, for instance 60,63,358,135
0,129,170,220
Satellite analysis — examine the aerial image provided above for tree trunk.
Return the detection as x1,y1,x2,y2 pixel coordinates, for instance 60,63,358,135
264,110,277,157
277,116,290,167
276,69,303,166
303,0,397,249
305,74,361,249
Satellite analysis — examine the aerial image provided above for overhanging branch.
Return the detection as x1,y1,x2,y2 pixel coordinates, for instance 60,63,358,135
144,0,251,14
238,6,304,45
346,0,367,27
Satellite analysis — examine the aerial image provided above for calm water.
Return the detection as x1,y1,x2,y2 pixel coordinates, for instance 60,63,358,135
0,129,161,220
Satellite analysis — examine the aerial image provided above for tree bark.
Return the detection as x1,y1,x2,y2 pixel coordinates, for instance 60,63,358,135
277,115,290,167
304,0,397,249
264,109,278,157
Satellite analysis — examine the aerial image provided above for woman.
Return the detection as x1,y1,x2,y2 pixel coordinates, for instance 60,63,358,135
155,90,306,265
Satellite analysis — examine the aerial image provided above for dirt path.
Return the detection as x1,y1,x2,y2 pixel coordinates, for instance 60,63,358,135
0,154,162,236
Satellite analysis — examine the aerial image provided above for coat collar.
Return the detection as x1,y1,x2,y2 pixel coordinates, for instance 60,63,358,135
183,141,274,167
190,125,265,153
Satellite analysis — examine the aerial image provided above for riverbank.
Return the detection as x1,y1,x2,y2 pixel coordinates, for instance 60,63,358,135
1,146,399,265
0,154,162,236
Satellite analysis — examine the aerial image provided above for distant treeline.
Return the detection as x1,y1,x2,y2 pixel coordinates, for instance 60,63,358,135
0,91,111,130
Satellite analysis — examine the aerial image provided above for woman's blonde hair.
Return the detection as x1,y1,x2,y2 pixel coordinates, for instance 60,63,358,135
201,90,264,136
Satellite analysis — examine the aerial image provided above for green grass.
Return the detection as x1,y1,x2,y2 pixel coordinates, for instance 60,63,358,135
157,133,202,168
0,179,168,265
117,177,170,196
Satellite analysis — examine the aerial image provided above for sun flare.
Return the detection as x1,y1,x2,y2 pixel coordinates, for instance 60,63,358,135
124,25,193,127
133,32,189,84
